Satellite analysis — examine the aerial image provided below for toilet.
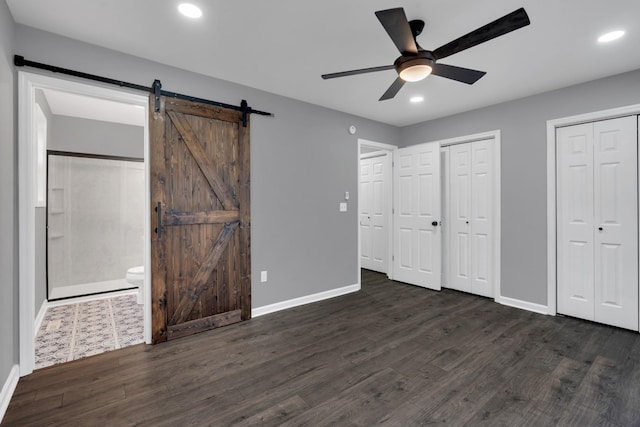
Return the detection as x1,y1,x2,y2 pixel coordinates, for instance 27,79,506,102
126,265,144,304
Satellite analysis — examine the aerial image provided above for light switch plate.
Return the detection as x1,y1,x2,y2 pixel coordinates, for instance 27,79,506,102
340,202,347,212
260,271,267,282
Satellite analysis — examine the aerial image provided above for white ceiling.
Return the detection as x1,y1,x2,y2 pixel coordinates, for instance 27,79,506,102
8,0,640,127
42,89,145,127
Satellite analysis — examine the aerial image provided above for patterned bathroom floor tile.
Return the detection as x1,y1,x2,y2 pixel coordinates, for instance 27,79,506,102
34,294,144,370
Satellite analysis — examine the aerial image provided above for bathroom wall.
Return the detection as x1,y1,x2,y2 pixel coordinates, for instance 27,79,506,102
50,116,143,158
47,155,144,296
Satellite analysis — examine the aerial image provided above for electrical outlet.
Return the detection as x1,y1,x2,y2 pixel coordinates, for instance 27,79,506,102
340,202,347,212
261,270,267,282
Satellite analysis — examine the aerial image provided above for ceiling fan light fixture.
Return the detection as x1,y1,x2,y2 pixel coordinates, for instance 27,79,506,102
397,58,433,82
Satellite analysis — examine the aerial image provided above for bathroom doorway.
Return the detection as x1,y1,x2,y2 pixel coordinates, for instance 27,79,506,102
19,72,151,375
46,152,144,301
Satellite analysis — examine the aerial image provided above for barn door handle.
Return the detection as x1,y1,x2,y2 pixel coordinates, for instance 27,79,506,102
155,202,162,237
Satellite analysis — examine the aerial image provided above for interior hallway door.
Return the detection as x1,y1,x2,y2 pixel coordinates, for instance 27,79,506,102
150,96,251,343
360,152,390,273
393,142,441,290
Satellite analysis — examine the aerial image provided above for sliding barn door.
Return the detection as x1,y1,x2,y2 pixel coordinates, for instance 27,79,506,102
150,96,251,343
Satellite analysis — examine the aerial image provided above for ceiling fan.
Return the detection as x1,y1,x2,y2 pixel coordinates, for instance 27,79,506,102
322,7,530,101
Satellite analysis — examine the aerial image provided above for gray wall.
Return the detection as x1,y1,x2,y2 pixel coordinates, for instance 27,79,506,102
15,24,400,308
0,0,17,385
400,69,640,305
50,116,143,158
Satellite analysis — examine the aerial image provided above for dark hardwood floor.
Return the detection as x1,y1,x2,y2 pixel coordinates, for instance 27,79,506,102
4,270,640,426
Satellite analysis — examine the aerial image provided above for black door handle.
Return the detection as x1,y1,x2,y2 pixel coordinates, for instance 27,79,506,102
598,227,603,231
432,221,438,227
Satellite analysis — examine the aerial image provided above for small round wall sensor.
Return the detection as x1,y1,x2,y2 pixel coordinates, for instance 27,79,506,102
348,125,357,135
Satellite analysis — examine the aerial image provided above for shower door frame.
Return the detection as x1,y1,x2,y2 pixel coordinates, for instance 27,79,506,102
18,71,152,376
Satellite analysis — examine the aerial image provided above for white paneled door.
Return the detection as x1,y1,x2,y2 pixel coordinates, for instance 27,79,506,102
447,140,493,297
360,153,390,273
393,142,441,290
557,116,638,331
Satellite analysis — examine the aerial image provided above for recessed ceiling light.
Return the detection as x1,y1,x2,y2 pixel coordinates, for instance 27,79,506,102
410,96,424,103
598,30,625,43
178,3,202,19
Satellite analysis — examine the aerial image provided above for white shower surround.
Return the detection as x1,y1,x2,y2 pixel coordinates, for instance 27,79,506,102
47,155,144,299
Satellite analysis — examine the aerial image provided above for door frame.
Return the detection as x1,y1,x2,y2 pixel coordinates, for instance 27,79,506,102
435,130,502,299
18,71,151,376
357,139,397,285
547,104,640,319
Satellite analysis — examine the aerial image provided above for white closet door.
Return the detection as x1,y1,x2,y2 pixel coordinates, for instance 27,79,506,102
593,116,638,330
394,142,441,290
447,140,493,297
360,153,390,273
360,157,374,270
471,140,493,297
448,143,472,292
557,123,596,321
557,116,638,330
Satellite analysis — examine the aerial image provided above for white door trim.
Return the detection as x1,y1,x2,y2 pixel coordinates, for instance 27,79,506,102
429,130,501,300
547,103,640,317
357,139,397,285
18,71,151,376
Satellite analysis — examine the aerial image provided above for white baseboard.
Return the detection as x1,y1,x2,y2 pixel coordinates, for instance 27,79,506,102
252,283,360,318
34,300,48,337
496,295,550,315
0,365,19,423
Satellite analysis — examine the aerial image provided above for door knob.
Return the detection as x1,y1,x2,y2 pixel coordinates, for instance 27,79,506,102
466,221,469,224
598,226,603,231
432,221,439,226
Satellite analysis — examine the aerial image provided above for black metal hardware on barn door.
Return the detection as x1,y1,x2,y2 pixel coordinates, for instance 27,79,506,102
155,202,162,238
14,55,273,127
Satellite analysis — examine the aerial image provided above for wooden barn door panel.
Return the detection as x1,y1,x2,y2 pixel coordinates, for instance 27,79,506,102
150,96,250,343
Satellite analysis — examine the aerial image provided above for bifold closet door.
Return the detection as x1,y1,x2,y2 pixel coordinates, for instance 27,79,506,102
557,116,638,331
448,140,493,297
360,154,389,273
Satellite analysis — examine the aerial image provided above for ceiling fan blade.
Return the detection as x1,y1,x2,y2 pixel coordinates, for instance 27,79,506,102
431,63,486,84
379,77,405,101
375,8,418,55
432,8,530,60
322,65,395,80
